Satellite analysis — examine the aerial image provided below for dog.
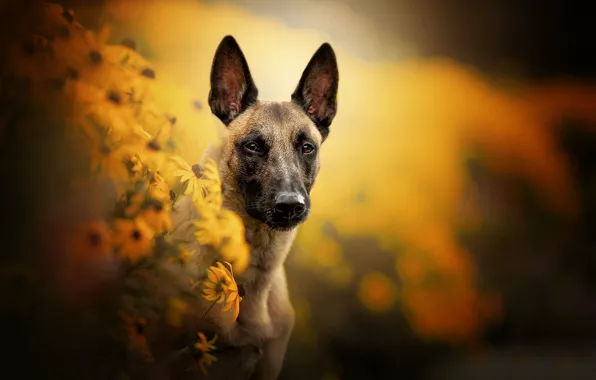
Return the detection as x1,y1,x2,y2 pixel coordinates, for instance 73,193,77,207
169,35,339,380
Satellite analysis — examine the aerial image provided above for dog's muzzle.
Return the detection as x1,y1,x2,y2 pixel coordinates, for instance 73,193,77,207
268,191,309,229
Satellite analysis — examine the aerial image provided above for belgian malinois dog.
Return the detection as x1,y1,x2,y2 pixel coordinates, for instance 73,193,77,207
170,35,338,380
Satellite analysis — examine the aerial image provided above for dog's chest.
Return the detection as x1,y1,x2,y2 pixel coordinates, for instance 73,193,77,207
222,268,280,346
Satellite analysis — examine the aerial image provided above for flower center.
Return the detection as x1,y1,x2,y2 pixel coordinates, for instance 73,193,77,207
131,229,142,241
215,282,226,293
88,232,102,247
238,284,246,298
147,140,161,151
192,164,203,178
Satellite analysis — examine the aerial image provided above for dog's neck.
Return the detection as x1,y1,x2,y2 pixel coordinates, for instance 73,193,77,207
220,187,297,330
222,189,297,284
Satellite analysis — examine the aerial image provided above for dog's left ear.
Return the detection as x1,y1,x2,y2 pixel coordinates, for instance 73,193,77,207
291,43,339,141
208,35,259,126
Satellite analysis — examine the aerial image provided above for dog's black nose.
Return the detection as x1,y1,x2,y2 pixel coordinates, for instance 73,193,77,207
274,192,306,219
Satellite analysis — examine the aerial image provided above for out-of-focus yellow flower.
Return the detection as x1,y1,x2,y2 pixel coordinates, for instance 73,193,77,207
138,141,168,172
124,192,145,217
194,208,250,274
219,238,249,275
178,244,192,265
330,262,354,287
120,314,153,361
89,142,129,182
166,297,188,328
197,158,222,209
357,272,398,313
193,210,220,247
195,332,219,375
81,114,142,184
125,154,145,182
66,220,112,260
198,352,218,376
177,158,249,272
138,201,172,235
313,238,342,267
112,218,155,263
148,171,171,202
195,332,217,352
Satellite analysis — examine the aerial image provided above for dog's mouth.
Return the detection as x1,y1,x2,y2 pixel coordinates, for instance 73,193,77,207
246,205,309,231
266,214,308,231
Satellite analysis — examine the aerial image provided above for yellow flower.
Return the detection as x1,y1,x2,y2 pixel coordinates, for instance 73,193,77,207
66,220,112,260
138,201,172,235
178,244,192,265
112,218,155,263
201,264,231,304
201,261,244,322
194,332,218,375
194,209,244,248
148,171,171,202
166,297,188,328
194,208,250,274
170,155,205,203
120,314,153,361
193,209,221,247
219,238,249,275
217,262,244,322
82,120,139,183
89,143,128,182
124,154,145,182
124,192,145,217
170,156,221,206
357,273,398,313
195,332,217,352
197,158,222,209
138,141,168,173
199,352,218,376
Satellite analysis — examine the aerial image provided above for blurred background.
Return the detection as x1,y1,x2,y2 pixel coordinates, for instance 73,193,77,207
4,0,596,379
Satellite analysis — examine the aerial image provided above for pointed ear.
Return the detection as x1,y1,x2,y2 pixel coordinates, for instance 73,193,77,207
208,35,258,126
291,43,339,141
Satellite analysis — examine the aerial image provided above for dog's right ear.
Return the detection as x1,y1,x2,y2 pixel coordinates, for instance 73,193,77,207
208,35,259,126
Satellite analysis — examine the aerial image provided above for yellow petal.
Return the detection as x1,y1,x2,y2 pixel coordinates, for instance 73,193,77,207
203,281,217,289
216,292,226,304
206,268,220,283
221,299,233,312
227,291,238,302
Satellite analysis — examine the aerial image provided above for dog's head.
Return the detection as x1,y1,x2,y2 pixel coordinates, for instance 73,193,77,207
208,35,339,231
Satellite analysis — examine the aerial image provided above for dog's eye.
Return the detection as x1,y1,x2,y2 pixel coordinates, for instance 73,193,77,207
301,143,315,155
244,141,261,153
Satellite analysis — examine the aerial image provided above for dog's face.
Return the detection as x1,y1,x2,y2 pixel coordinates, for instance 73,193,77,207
208,36,339,231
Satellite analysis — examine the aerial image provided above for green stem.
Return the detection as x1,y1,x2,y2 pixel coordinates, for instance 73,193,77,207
201,300,217,320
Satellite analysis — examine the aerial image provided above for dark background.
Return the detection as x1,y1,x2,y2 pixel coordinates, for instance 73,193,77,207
204,0,596,79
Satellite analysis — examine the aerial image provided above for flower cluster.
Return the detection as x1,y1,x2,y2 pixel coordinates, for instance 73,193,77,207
2,2,250,376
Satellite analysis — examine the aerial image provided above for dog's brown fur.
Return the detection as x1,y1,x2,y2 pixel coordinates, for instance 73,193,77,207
169,35,338,380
